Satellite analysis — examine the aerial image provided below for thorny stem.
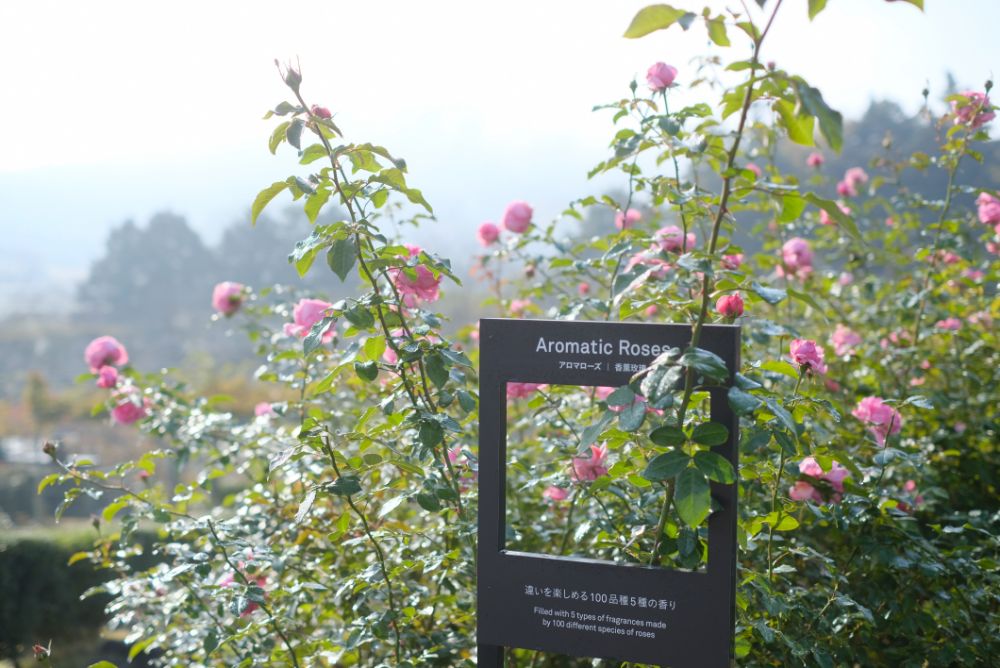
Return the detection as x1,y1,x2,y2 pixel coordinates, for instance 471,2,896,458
320,435,402,665
206,520,301,668
651,0,785,564
767,370,804,583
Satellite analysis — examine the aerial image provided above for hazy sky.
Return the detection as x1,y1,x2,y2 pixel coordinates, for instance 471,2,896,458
1,0,997,311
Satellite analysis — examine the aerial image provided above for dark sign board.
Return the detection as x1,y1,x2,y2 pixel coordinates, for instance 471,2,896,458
477,318,739,667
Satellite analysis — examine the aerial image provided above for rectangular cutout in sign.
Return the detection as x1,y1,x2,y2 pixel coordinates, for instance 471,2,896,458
477,318,739,667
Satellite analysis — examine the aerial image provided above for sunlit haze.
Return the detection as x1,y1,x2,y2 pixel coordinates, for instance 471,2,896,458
1,0,997,312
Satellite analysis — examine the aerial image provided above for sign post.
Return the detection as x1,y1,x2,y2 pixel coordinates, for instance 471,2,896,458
477,318,739,667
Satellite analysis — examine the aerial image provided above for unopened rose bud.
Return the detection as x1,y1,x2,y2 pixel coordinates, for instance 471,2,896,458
284,67,302,92
310,105,332,119
32,643,49,660
986,79,993,93
91,515,101,531
42,441,57,458
524,264,536,279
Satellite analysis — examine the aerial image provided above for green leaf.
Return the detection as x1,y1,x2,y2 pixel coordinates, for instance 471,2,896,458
303,316,334,355
425,353,450,389
102,497,129,522
680,347,729,381
728,386,762,415
807,0,827,20
286,118,304,149
128,638,154,661
643,450,690,482
327,236,358,281
904,395,933,409
692,422,729,446
416,492,441,512
774,99,815,146
675,468,711,527
37,472,61,494
805,193,862,242
619,400,646,432
794,81,843,151
268,121,290,155
378,495,406,519
251,181,288,226
203,630,219,656
457,390,477,412
295,489,316,524
694,451,735,483
344,304,375,330
605,385,636,406
706,17,730,46
649,425,686,447
763,511,799,531
418,419,444,449
88,662,119,668
304,188,331,224
623,4,689,38
750,281,787,305
328,476,362,497
354,361,378,382
764,397,798,439
778,193,808,222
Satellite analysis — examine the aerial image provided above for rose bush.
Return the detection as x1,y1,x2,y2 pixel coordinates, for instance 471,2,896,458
43,2,997,666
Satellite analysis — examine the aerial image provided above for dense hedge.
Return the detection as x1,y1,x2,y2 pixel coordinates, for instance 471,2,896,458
0,526,161,661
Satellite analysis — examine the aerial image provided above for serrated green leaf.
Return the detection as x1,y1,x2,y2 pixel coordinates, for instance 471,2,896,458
643,450,690,481
619,400,646,432
680,347,729,381
675,468,711,526
251,181,288,226
304,188,331,224
425,353,450,389
694,451,735,483
775,99,815,146
286,118,304,149
295,489,316,524
327,236,358,282
707,17,730,46
623,4,688,38
605,386,636,406
692,422,729,446
750,281,787,305
457,390,477,413
344,305,375,330
779,192,808,222
728,386,762,415
268,121,291,155
794,81,843,151
328,476,362,497
354,361,378,382
418,419,443,449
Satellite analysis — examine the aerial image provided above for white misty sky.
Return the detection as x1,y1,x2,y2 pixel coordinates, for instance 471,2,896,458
0,0,996,311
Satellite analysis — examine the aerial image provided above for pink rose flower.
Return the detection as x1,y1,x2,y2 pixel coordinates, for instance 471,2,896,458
502,201,533,233
507,382,544,399
806,152,825,168
84,336,129,372
789,339,827,374
510,299,532,317
831,324,862,357
254,402,275,417
390,246,442,306
543,486,569,502
789,481,821,503
844,167,869,188
852,396,902,446
571,444,609,482
615,208,642,230
780,237,813,278
477,222,500,246
836,180,856,198
625,248,672,279
644,305,658,318
654,225,696,253
96,365,119,389
798,456,824,478
837,272,854,286
715,293,744,319
310,104,332,119
111,388,149,425
212,281,245,316
721,254,743,270
935,317,962,331
976,192,1000,225
646,62,677,91
745,162,762,179
952,91,995,129
284,298,335,341
594,386,615,401
578,282,590,296
218,572,268,617
885,216,895,227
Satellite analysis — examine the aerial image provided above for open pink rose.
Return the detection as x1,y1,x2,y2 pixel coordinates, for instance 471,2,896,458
654,225,696,253
836,180,856,198
571,444,609,482
507,382,544,399
976,192,1000,225
543,486,569,502
84,336,129,372
212,281,245,316
793,457,849,503
389,245,441,306
646,62,677,91
852,396,902,446
721,254,743,270
780,237,813,279
615,208,642,230
111,388,149,425
831,324,862,357
254,402,275,417
477,222,500,246
626,248,672,279
789,339,827,374
844,167,868,188
96,365,119,389
935,317,962,331
789,481,821,503
952,91,995,129
502,201,533,233
284,298,335,341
